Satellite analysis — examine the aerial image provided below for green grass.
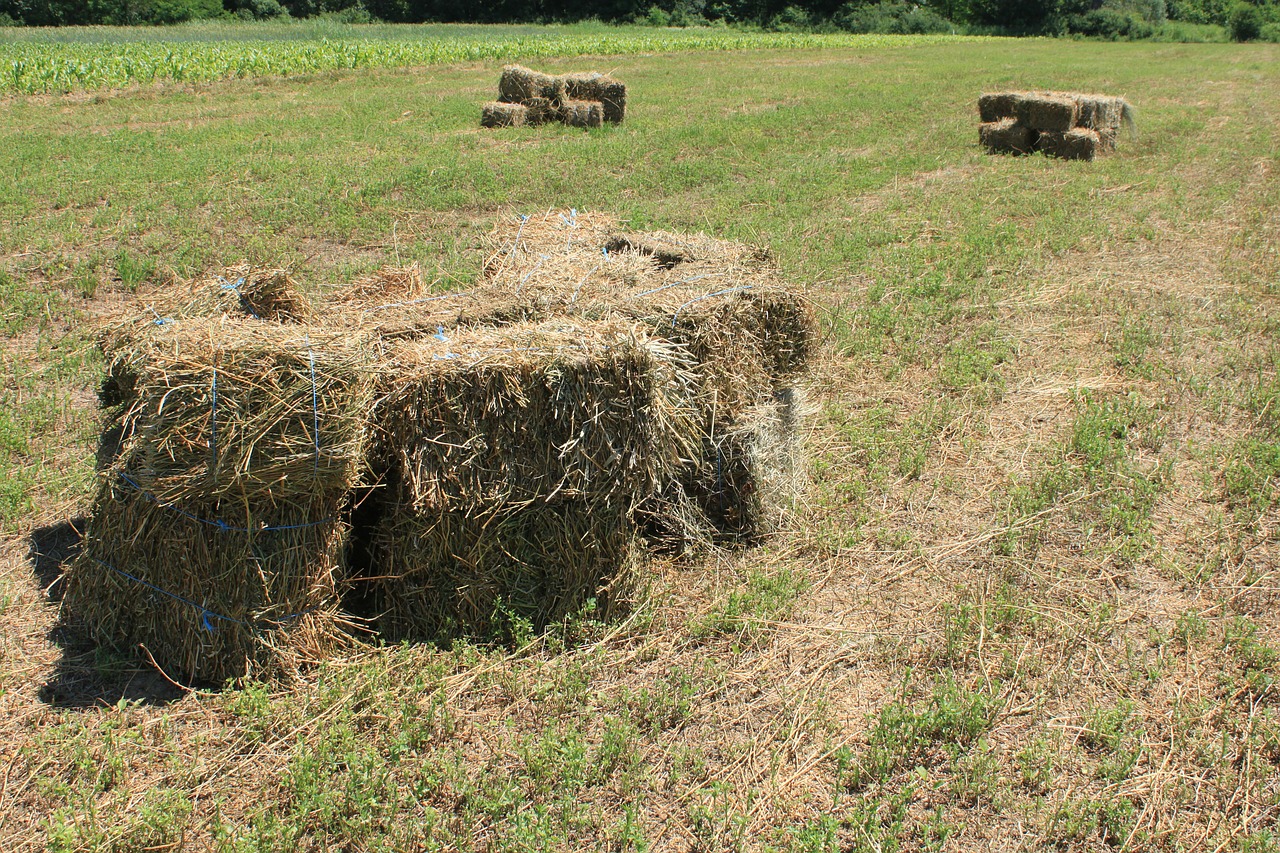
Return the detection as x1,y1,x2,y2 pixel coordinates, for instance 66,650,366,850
2,30,1280,853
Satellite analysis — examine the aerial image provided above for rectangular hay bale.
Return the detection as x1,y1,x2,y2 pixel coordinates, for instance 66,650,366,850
562,72,627,124
560,99,604,128
978,92,1022,123
498,64,567,106
1036,127,1101,161
1015,93,1080,132
979,118,1035,155
481,101,528,128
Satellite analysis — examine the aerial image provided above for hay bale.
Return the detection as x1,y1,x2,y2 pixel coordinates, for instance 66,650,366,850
1076,94,1133,132
1015,93,1080,132
604,233,695,268
64,317,374,682
1036,128,1101,161
522,97,559,126
481,101,527,128
498,65,567,106
560,100,604,128
979,118,1035,155
978,92,1022,123
370,320,699,512
562,72,627,124
368,499,639,642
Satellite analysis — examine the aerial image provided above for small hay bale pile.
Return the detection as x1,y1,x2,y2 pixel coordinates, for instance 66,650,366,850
978,91,1134,160
474,210,817,547
480,64,626,130
363,321,698,641
65,315,373,682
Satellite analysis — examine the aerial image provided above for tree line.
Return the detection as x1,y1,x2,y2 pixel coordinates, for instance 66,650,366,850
2,0,1277,41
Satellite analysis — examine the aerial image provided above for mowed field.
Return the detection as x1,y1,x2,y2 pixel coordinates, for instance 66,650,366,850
1,30,1279,851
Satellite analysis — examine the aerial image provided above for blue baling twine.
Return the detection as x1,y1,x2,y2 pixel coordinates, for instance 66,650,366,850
305,336,320,474
209,367,218,470
515,256,547,294
91,557,319,633
505,213,530,262
116,473,335,533
147,306,173,326
218,276,260,320
631,274,713,300
671,285,754,328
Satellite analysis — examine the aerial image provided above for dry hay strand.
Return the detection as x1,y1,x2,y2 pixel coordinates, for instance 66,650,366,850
521,97,560,126
559,99,604,129
481,101,527,128
562,71,627,124
978,92,1023,123
1036,128,1101,161
65,317,375,682
63,481,355,684
979,118,1035,155
1015,92,1080,132
329,263,429,305
498,65,567,106
369,319,700,512
366,498,640,643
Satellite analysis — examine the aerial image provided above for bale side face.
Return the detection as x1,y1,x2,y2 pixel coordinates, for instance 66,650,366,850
371,321,698,512
1016,94,1080,132
1036,128,1101,161
498,65,566,106
481,102,527,128
63,482,351,683
977,92,1022,123
1075,95,1129,132
562,72,626,123
368,499,638,642
560,100,604,128
979,118,1035,155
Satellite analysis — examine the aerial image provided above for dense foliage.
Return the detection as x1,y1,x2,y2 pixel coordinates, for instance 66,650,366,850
0,0,1277,39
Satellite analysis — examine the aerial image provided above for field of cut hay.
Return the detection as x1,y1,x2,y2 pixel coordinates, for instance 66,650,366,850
1,31,1279,852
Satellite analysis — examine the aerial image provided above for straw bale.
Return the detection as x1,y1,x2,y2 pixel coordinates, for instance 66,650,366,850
979,118,1035,155
1036,128,1101,161
105,317,375,503
63,481,353,683
481,101,527,128
560,100,604,128
370,320,699,512
562,72,626,124
522,97,559,126
1015,93,1080,132
978,92,1022,123
366,498,639,642
498,65,567,106
1075,94,1133,132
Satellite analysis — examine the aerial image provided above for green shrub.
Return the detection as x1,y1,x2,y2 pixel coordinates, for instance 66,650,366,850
1069,7,1157,36
1261,20,1280,38
1228,1,1264,38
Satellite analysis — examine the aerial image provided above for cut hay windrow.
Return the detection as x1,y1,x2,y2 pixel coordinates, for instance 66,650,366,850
65,316,374,681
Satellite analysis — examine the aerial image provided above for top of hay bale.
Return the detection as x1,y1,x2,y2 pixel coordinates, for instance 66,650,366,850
498,65,567,106
371,318,700,511
106,315,376,503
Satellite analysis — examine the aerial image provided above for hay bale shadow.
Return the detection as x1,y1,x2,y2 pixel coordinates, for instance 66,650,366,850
29,517,188,707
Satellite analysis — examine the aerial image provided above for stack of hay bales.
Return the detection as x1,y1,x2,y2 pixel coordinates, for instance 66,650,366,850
68,295,372,682
480,65,626,129
65,211,814,676
978,91,1133,160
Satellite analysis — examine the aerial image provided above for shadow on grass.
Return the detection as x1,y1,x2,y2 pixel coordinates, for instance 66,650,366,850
28,517,187,708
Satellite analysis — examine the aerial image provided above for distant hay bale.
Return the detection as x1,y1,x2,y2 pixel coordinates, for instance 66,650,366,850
498,65,567,106
1016,93,1080,132
481,101,527,128
979,118,1035,155
560,100,604,128
522,97,559,126
1076,94,1134,133
1036,128,1101,161
562,72,627,124
64,318,374,682
978,92,1022,123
